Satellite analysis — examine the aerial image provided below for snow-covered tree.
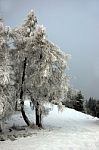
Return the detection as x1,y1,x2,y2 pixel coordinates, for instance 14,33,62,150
0,19,16,131
62,87,78,108
63,88,84,112
10,10,69,127
0,10,70,128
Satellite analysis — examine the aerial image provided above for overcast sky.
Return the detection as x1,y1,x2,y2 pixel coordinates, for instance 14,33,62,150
0,0,99,99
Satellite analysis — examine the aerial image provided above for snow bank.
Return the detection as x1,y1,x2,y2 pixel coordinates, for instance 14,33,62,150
0,104,99,150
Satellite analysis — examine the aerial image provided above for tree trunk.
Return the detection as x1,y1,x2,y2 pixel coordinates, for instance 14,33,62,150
35,102,42,127
20,57,31,126
0,123,2,132
21,101,31,126
15,100,18,111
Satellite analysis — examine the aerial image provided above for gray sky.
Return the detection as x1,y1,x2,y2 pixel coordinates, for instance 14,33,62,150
0,0,99,99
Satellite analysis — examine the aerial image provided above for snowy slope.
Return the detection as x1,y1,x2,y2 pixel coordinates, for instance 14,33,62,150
0,102,99,150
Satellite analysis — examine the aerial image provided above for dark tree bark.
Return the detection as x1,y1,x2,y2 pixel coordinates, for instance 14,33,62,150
15,100,18,111
20,57,31,126
0,124,2,132
35,102,42,127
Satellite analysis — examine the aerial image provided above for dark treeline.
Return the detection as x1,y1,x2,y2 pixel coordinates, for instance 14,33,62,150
85,97,99,118
63,88,99,118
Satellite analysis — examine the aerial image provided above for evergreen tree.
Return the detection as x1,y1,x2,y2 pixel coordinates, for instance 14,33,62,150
73,91,84,112
85,97,98,117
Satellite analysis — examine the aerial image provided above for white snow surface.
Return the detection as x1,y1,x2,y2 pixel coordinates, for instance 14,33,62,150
0,101,99,150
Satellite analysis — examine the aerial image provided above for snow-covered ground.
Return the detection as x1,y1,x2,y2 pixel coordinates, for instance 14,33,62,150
0,101,99,150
